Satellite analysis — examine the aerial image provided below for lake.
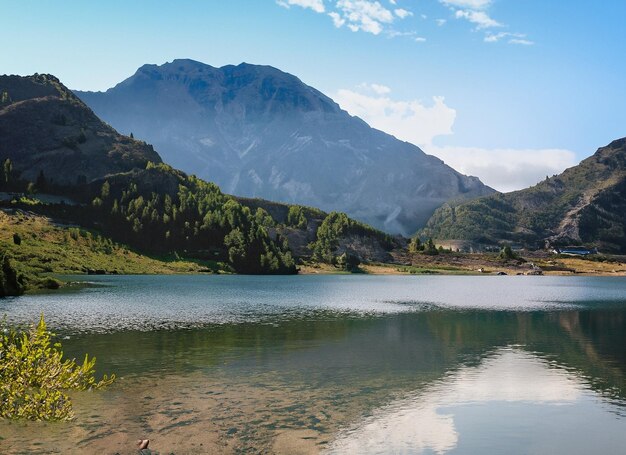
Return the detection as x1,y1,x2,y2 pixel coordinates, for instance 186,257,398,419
0,275,625,454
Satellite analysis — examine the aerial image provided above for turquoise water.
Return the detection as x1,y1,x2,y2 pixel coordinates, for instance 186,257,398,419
0,275,624,454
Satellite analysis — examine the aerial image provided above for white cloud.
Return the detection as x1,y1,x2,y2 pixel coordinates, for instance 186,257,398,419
276,0,325,13
440,0,533,44
441,0,492,9
455,9,501,29
426,146,577,192
357,82,392,94
414,36,427,42
436,18,447,26
335,86,456,147
335,0,396,35
328,349,582,454
509,38,534,46
279,0,412,36
394,8,412,19
335,83,575,192
328,11,346,27
484,32,535,46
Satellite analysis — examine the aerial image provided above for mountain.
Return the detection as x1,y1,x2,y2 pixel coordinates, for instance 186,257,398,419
0,74,161,185
75,59,494,236
421,138,626,253
0,73,401,276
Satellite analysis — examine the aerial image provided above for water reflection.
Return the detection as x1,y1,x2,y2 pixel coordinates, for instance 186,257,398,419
0,276,624,453
326,348,599,454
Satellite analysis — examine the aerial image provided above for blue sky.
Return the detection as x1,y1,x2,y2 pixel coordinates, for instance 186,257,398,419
3,0,625,191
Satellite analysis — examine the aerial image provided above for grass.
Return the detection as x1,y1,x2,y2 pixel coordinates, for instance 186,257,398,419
0,210,227,291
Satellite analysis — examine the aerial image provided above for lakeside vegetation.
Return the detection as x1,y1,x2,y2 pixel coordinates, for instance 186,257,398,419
0,315,114,421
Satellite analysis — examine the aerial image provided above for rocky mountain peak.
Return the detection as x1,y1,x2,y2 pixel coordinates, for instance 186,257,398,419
75,60,494,235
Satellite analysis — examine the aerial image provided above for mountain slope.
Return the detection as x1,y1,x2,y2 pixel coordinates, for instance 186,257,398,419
0,73,401,276
75,59,494,235
0,74,161,185
421,138,626,253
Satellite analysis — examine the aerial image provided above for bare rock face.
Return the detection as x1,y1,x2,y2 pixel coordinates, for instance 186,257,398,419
0,74,161,185
75,59,494,235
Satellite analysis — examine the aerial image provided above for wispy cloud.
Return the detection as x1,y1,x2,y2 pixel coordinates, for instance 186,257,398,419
334,0,395,35
335,83,575,191
440,0,533,44
427,146,576,192
484,31,534,45
454,10,501,29
276,0,414,36
509,38,534,46
335,84,456,147
276,0,325,13
394,8,412,19
276,0,532,45
441,0,492,9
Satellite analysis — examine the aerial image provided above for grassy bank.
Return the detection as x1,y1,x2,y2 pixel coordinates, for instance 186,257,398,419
0,210,226,292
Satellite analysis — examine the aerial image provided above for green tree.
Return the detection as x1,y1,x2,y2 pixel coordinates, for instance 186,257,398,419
35,170,47,192
0,253,25,296
423,238,439,256
101,180,110,199
287,206,307,229
0,90,11,104
1,159,12,186
499,245,517,260
336,252,361,272
408,236,422,253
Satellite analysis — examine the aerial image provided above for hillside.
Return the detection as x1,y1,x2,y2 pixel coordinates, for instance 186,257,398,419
0,73,402,278
0,74,160,185
0,210,212,281
75,59,494,235
421,138,626,253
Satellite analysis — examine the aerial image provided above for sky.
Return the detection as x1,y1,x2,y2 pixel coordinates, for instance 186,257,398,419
2,0,625,192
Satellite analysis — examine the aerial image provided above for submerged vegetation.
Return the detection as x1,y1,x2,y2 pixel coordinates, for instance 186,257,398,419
0,315,115,421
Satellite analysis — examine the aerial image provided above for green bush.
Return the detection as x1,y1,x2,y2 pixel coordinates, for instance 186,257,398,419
0,315,115,421
499,245,518,260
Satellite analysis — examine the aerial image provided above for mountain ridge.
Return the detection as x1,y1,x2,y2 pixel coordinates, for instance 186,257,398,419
75,59,495,235
0,74,161,185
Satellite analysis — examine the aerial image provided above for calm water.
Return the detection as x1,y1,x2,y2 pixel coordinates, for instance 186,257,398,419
0,275,625,454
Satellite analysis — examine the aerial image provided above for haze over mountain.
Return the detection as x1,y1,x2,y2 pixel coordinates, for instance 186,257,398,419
421,138,626,253
0,74,160,185
76,59,494,235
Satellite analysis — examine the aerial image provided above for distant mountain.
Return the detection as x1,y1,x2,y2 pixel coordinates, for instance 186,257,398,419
0,74,160,185
421,138,626,253
75,59,494,235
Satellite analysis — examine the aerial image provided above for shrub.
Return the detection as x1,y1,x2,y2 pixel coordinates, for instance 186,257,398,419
0,315,115,421
0,253,24,297
499,245,518,260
